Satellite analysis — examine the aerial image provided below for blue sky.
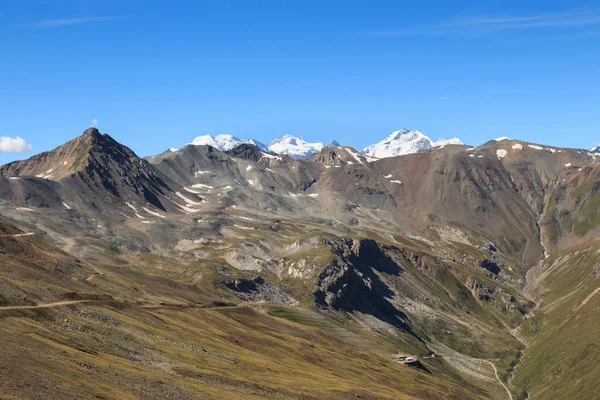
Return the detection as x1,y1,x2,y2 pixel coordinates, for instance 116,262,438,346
0,0,599,163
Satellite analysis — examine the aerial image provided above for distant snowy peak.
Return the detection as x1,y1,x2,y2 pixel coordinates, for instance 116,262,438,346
590,144,600,153
268,135,324,160
160,147,179,155
362,128,463,158
189,134,267,152
433,137,464,147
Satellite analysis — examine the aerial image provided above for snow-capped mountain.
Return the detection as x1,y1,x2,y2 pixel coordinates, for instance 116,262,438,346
189,134,267,151
590,144,600,153
433,137,464,147
267,135,324,160
362,129,463,158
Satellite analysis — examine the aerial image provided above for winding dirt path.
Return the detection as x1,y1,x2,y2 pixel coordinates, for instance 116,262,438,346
483,360,513,400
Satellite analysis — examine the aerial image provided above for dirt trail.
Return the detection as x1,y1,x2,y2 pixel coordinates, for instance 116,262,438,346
0,300,91,311
483,360,513,400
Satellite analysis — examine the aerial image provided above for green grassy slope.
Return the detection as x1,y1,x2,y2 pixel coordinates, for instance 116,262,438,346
513,239,600,399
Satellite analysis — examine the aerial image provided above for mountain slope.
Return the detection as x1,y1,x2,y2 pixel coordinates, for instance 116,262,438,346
1,128,600,399
513,238,600,399
0,128,195,213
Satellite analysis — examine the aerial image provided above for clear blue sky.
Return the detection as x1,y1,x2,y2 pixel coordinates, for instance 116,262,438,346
1,0,599,163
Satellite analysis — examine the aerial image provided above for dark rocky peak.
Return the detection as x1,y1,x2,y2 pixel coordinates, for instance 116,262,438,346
310,146,344,166
225,143,264,162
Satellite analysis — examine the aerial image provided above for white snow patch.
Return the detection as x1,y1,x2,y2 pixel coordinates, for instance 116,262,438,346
191,183,214,189
564,163,572,167
324,165,331,169
247,180,257,187
528,145,544,150
469,154,475,158
308,193,319,197
142,206,166,218
16,207,34,212
195,170,211,176
184,187,203,194
233,224,254,230
383,174,393,178
390,180,402,184
62,202,71,210
126,202,138,212
346,161,354,165
8,177,19,180
175,192,202,206
246,165,253,171
117,211,132,219
494,136,510,141
62,161,68,166
346,148,365,164
466,148,475,151
141,221,151,224
496,149,508,158
261,152,283,160
511,143,523,150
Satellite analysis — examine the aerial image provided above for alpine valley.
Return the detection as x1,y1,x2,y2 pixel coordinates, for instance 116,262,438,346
0,127,598,400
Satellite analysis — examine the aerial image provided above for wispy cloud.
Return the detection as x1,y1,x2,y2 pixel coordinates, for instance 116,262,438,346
361,9,600,37
33,16,123,28
91,119,98,128
0,137,33,152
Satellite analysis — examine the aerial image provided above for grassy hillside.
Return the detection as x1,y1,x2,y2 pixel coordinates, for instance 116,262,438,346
512,239,600,399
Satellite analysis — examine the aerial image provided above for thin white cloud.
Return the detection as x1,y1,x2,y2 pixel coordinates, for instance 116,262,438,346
361,9,600,37
91,119,98,128
0,137,33,152
34,16,122,28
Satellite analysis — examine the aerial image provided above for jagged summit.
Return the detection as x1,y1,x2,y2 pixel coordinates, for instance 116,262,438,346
0,128,185,212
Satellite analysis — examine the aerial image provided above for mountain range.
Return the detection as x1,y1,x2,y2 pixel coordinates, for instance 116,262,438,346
0,127,598,399
163,128,462,160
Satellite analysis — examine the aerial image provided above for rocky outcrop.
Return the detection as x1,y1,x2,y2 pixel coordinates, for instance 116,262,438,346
221,276,298,305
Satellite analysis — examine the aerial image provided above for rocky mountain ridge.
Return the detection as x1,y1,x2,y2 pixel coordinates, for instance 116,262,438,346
0,127,598,399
